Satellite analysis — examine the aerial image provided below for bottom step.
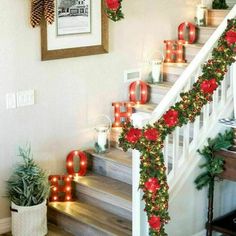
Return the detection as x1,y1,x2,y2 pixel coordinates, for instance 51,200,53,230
48,201,132,236
2,223,73,236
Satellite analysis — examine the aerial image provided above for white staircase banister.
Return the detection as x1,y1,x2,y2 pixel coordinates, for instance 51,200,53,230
150,5,236,124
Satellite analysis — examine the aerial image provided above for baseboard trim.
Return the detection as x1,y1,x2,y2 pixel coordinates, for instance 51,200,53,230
192,230,206,236
0,217,11,234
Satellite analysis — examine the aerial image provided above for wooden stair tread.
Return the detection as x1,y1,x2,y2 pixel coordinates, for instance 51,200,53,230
184,43,204,49
198,26,217,30
74,173,132,204
86,148,132,168
48,201,132,235
149,81,173,90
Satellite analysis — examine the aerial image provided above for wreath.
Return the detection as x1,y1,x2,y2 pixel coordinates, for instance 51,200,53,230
119,19,236,235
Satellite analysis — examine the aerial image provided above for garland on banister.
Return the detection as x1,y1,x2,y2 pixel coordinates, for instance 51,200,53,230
104,0,124,21
119,19,236,236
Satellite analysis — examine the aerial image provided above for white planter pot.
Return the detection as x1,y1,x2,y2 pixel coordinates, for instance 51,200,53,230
11,200,47,236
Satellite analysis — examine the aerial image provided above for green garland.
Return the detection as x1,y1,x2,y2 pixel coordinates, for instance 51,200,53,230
104,0,124,22
212,0,229,9
119,19,236,236
195,130,233,190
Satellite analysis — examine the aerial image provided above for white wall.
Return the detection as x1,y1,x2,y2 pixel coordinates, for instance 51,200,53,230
166,123,236,236
0,0,197,219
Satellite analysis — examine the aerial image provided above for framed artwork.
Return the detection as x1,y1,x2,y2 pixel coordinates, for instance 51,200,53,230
41,0,108,61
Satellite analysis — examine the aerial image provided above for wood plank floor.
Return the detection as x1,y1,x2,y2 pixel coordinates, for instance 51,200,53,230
1,223,73,236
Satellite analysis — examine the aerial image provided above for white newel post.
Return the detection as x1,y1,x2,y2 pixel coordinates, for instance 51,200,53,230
131,112,151,236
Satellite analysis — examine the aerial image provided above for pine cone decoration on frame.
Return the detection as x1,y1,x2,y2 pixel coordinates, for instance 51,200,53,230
30,0,44,27
44,0,55,25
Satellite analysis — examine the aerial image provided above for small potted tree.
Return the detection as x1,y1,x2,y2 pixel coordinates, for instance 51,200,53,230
7,146,50,236
212,0,228,9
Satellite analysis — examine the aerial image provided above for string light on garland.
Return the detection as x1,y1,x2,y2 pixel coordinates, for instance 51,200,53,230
104,0,124,22
119,19,236,235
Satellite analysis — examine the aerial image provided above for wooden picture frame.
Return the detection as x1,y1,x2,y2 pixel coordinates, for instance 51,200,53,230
41,0,108,61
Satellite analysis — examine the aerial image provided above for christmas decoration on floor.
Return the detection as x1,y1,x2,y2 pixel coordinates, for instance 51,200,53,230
104,0,124,22
30,0,55,27
119,19,236,236
194,130,233,190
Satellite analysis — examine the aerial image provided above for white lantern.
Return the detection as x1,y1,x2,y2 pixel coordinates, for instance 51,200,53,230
94,115,111,154
196,4,208,26
151,59,163,83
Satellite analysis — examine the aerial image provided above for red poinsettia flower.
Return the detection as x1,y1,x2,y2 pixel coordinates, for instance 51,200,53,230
144,128,159,141
105,0,120,11
148,215,161,230
125,128,142,144
200,78,218,94
225,30,236,45
144,177,160,193
163,109,179,128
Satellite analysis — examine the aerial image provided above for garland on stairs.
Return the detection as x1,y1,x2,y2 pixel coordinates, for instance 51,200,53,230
119,19,236,236
104,0,124,21
194,130,233,190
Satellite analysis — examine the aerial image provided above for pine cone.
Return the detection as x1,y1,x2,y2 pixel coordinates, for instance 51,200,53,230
31,0,44,27
44,0,55,25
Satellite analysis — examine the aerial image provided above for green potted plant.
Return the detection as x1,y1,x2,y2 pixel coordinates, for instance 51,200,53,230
7,145,50,236
212,0,228,9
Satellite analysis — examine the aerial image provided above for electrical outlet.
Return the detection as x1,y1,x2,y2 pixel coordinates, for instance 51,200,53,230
6,93,16,109
17,90,35,107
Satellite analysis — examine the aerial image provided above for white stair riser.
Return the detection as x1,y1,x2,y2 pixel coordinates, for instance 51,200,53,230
185,46,202,62
163,73,180,83
197,27,216,44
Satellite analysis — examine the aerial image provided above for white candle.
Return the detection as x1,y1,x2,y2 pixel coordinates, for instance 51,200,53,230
152,60,162,83
196,4,206,26
97,127,108,151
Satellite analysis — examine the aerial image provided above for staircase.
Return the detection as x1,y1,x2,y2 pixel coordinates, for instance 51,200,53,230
47,4,236,236
48,148,132,235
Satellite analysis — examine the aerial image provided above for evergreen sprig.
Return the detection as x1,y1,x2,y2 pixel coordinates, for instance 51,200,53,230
195,130,233,190
212,0,229,9
7,145,50,206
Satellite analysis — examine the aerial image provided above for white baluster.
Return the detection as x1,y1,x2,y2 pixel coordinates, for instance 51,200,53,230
183,123,190,161
212,88,219,115
172,127,180,176
221,77,227,105
232,63,236,118
164,135,169,174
